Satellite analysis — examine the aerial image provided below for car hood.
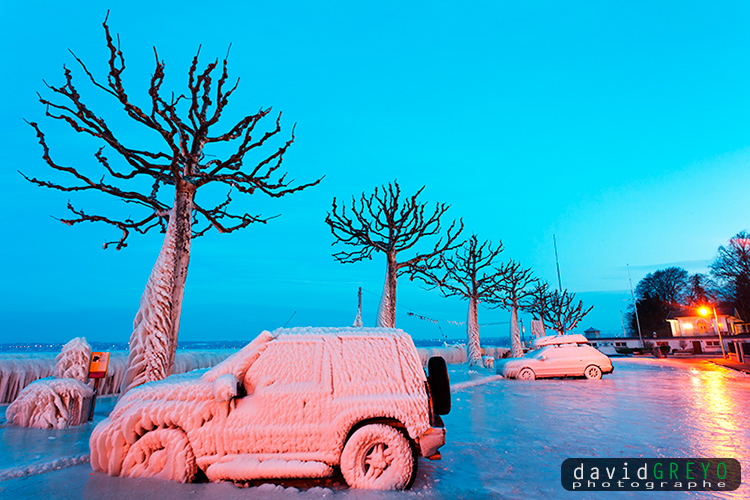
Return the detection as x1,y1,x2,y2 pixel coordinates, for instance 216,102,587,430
494,357,528,376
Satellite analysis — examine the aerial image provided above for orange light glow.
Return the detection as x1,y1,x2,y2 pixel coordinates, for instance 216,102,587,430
698,307,709,317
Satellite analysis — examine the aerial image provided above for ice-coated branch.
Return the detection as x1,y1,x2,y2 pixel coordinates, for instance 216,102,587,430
325,180,463,269
326,180,462,328
528,284,593,335
496,260,538,308
411,234,505,301
24,14,322,393
23,16,322,245
410,234,505,365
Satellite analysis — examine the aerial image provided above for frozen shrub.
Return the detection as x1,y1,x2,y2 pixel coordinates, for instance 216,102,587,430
6,378,93,429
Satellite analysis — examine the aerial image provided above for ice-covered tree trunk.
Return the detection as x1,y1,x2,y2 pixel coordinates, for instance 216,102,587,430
166,185,195,370
466,296,482,366
120,186,195,395
120,210,178,395
377,254,398,328
510,305,523,358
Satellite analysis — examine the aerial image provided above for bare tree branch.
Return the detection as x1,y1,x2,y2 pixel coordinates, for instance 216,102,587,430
21,16,322,248
325,180,463,272
410,234,505,303
528,284,593,334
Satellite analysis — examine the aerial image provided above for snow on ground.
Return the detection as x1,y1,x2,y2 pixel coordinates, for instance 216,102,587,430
1,358,749,499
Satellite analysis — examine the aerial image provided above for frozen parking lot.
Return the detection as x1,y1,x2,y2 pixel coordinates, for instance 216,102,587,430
0,357,748,499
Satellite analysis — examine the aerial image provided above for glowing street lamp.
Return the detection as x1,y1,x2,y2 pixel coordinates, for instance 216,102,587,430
698,305,727,359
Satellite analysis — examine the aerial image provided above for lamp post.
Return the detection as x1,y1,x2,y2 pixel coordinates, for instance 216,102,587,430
699,305,727,359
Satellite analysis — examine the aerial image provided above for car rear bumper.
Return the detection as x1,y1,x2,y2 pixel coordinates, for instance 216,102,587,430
418,426,446,459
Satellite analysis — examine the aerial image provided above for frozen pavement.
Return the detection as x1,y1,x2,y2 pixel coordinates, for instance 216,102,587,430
0,358,748,499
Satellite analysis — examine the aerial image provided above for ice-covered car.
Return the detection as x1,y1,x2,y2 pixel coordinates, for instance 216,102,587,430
90,327,450,490
495,334,613,380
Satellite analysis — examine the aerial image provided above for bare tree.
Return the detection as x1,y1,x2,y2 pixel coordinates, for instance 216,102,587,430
626,267,688,337
530,286,592,336
635,267,688,306
497,261,538,357
684,273,718,307
22,16,321,393
325,181,463,327
710,231,750,321
411,235,504,366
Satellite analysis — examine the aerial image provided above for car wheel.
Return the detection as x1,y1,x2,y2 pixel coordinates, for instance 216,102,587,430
428,356,451,415
121,428,197,482
340,424,415,490
517,368,535,380
584,365,602,380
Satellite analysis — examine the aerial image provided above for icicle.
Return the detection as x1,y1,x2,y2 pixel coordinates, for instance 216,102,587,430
120,211,177,395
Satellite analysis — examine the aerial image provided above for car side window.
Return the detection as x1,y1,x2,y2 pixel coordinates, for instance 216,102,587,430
245,340,324,392
334,337,404,396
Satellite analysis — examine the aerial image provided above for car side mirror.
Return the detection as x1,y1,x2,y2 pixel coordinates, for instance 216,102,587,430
212,373,240,402
540,355,547,361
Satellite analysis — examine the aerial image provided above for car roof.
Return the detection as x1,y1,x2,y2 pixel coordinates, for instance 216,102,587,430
531,334,589,348
270,326,412,340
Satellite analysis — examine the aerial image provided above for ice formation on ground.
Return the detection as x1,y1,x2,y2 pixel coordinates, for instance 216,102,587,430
53,337,92,381
120,212,177,395
0,453,91,482
6,378,94,429
90,327,433,489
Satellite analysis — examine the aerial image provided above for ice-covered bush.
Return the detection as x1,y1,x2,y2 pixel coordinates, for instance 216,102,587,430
6,337,94,429
6,377,93,429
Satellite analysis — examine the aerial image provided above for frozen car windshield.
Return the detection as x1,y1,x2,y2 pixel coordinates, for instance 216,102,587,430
523,349,546,359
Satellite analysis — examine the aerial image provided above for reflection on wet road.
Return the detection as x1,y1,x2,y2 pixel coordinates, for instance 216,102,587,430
438,358,749,499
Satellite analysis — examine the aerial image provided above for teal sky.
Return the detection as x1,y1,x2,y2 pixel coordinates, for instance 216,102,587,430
2,1,750,343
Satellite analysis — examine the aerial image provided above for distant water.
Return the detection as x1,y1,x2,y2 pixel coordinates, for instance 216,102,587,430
0,337,510,353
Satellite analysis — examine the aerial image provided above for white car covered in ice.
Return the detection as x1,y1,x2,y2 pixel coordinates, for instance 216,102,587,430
495,334,613,380
90,327,450,490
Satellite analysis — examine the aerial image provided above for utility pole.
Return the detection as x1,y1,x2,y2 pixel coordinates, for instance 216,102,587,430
353,287,363,327
627,264,644,347
553,235,563,292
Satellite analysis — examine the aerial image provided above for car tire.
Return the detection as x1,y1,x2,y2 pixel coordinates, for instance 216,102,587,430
517,368,536,380
340,424,415,490
121,428,197,482
584,365,602,380
428,356,451,415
